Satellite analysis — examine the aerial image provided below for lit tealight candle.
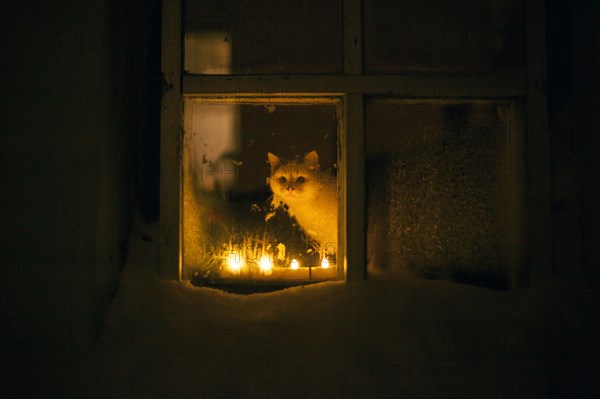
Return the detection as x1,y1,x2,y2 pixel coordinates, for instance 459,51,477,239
258,255,273,275
226,252,244,273
321,257,329,269
290,259,299,270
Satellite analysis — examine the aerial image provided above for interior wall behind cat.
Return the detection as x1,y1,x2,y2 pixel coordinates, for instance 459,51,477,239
0,0,160,396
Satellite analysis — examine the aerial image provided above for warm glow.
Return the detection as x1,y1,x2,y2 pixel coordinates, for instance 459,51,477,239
321,257,329,269
258,255,273,274
276,243,286,260
290,259,299,270
226,252,244,273
185,31,232,74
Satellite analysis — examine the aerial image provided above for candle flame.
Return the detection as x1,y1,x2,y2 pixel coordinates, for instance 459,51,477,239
258,255,273,274
290,259,299,270
321,257,329,269
226,252,244,273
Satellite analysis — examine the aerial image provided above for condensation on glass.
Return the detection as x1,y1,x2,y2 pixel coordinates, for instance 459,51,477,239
363,0,526,73
183,98,340,285
184,0,342,74
366,100,515,289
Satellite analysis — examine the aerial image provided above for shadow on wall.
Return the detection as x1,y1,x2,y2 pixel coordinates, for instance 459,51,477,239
0,0,161,397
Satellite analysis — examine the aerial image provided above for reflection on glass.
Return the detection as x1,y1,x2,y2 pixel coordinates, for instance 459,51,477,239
184,31,232,74
184,0,342,74
364,0,526,73
183,100,339,285
366,101,510,289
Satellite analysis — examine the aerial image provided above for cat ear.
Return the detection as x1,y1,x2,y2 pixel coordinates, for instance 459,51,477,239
267,152,280,167
304,150,318,165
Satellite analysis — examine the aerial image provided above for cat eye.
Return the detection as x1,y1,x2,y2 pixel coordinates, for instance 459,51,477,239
296,176,306,183
278,176,287,184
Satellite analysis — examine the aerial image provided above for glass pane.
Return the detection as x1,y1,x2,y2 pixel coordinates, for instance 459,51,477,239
364,0,526,73
183,99,339,286
184,0,342,74
366,100,511,289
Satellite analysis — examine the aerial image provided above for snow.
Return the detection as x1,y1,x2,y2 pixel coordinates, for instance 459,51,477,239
67,218,599,398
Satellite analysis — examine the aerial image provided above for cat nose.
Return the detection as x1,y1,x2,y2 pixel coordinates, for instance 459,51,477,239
287,186,294,192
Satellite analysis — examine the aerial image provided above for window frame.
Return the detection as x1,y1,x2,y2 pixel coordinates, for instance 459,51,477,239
160,0,549,288
182,94,346,284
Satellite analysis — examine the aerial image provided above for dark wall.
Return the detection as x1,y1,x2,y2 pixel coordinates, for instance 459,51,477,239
547,0,600,286
0,0,159,396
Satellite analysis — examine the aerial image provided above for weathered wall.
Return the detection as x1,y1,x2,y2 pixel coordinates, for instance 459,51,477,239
0,0,159,396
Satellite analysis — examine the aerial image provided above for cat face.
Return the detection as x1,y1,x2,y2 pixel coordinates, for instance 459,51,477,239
268,151,320,203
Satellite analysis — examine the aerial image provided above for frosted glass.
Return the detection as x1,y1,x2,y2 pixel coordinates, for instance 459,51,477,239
366,101,510,288
185,0,342,74
364,0,526,73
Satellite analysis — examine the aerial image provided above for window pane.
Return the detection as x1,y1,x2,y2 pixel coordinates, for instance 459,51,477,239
183,99,339,286
184,0,342,74
364,0,526,73
366,100,512,289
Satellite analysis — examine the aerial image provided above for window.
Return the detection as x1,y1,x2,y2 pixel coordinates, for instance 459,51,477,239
161,0,548,290
182,97,342,286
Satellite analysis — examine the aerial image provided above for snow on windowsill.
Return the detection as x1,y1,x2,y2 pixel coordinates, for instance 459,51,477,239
68,218,599,398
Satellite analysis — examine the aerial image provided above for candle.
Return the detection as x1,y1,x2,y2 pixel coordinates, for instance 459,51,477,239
226,252,244,273
276,243,286,260
258,255,273,275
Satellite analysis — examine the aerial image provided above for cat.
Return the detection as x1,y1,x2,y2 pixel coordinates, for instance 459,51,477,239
267,151,337,251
